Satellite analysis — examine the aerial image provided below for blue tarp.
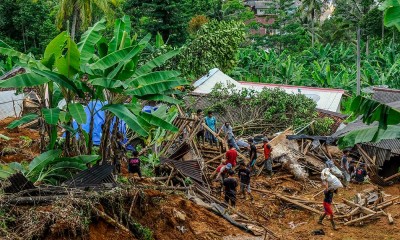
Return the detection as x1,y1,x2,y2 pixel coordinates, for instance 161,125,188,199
70,101,133,150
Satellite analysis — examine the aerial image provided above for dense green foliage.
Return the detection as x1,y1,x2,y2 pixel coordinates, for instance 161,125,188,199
202,85,317,134
0,0,58,54
178,20,245,78
233,41,400,92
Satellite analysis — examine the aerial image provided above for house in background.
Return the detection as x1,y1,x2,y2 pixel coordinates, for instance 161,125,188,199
192,68,345,113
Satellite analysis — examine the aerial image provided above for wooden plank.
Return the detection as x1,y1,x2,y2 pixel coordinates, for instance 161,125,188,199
384,172,400,182
344,211,384,226
342,198,376,215
251,188,323,215
387,213,394,224
205,153,225,164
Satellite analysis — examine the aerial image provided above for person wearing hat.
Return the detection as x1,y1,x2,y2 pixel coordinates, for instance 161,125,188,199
263,137,273,176
223,169,238,207
247,137,258,173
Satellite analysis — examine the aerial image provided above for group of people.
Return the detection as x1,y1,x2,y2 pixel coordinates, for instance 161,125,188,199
211,138,273,208
340,150,368,184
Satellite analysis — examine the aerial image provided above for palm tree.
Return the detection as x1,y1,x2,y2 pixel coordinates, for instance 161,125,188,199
56,0,118,39
299,0,325,48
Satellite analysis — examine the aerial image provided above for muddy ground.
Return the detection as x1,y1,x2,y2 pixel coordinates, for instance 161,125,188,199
0,117,40,163
1,117,399,240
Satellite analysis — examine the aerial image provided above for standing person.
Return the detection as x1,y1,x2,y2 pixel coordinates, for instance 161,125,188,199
218,122,240,151
341,150,351,186
225,144,238,167
112,132,126,175
318,189,338,230
204,111,217,147
354,164,367,184
247,138,258,173
194,109,205,145
263,138,273,176
223,170,238,207
128,150,142,178
238,162,254,201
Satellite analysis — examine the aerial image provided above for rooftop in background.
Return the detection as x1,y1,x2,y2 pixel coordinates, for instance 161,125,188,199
372,87,400,104
192,68,345,113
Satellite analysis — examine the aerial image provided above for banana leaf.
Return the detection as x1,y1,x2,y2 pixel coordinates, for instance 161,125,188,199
91,46,135,70
338,124,400,148
42,108,61,125
126,79,187,97
102,104,148,137
27,150,62,177
68,103,87,124
7,114,38,129
78,18,106,64
134,49,180,77
0,73,49,88
139,112,178,132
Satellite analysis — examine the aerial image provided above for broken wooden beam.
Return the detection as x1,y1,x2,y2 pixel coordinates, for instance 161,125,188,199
342,198,376,215
344,211,384,226
384,172,400,182
251,188,323,215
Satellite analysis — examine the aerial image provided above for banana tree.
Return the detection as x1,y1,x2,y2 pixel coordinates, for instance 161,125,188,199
78,16,185,161
0,16,186,162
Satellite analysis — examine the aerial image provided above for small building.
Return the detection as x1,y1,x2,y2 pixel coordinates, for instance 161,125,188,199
192,68,345,113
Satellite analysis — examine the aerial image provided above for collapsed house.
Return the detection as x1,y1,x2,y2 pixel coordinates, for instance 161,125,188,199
332,87,400,184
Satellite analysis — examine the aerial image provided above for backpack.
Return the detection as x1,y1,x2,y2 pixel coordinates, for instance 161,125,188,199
129,158,140,166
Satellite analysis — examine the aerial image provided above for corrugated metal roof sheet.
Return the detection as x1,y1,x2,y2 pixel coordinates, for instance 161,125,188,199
387,100,400,110
63,164,116,187
161,158,204,185
372,88,400,104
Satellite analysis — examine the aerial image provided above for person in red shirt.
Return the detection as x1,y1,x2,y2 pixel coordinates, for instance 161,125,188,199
225,144,238,167
263,138,273,176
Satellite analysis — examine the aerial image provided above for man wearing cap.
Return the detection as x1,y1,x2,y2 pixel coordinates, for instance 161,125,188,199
263,138,273,176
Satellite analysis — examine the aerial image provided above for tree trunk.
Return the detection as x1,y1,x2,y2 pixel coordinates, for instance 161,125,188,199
87,100,98,154
311,9,315,48
100,112,113,163
356,27,361,96
382,12,385,42
71,5,79,40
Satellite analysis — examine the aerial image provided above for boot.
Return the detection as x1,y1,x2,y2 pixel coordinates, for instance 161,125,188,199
318,214,326,225
330,219,338,230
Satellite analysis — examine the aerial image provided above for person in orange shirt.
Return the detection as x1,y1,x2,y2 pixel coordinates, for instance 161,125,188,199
263,138,273,176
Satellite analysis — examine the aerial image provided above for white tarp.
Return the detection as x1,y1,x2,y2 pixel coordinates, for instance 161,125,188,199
0,90,24,120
